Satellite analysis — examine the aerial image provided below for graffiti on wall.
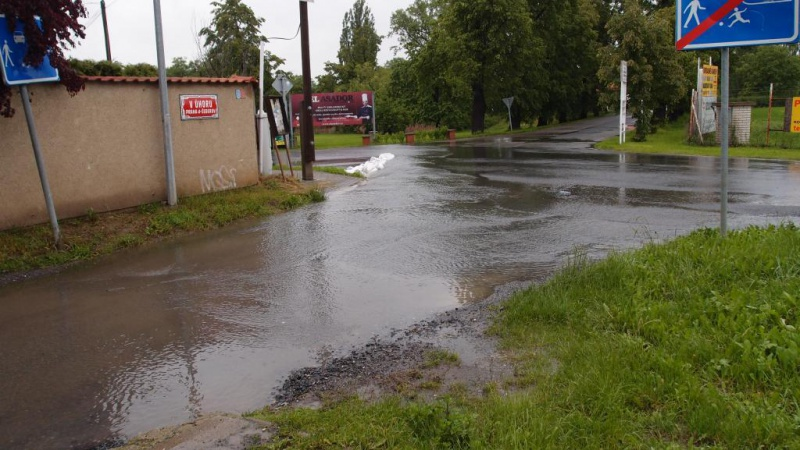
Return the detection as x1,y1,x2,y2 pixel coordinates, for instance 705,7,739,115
200,166,237,193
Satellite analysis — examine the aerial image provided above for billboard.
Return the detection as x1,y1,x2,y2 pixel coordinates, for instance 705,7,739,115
291,91,373,127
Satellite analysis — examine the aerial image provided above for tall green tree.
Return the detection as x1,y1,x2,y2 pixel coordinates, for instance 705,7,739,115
529,0,601,124
198,0,281,78
441,0,536,132
1,0,87,117
336,0,382,87
390,0,442,58
390,0,471,129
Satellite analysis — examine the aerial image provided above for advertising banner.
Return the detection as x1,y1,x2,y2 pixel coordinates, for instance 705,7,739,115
291,91,373,127
696,63,718,135
180,94,219,120
790,97,800,133
701,64,718,98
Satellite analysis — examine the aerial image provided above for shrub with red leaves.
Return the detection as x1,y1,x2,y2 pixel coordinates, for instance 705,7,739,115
1,0,86,117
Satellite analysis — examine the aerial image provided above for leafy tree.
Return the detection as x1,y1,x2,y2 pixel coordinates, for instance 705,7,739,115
440,0,536,132
198,0,282,78
529,0,601,124
167,57,202,77
0,0,87,117
731,46,800,101
336,0,382,87
316,62,342,93
389,0,473,129
390,0,442,58
598,0,689,140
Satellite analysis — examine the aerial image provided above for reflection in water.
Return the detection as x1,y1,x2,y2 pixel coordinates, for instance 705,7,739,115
2,126,800,448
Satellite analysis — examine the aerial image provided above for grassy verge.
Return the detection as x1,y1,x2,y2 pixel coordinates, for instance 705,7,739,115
311,115,542,149
0,177,325,274
597,108,800,161
313,134,363,150
249,225,800,448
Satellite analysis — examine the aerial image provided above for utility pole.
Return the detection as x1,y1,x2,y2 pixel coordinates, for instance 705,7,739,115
100,0,112,61
299,0,315,181
153,0,177,206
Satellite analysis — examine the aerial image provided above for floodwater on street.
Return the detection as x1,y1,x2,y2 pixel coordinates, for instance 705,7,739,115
2,116,799,448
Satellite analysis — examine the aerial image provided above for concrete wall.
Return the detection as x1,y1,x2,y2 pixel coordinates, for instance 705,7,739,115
0,79,258,230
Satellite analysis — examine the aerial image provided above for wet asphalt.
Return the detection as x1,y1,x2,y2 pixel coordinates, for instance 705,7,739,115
1,115,799,449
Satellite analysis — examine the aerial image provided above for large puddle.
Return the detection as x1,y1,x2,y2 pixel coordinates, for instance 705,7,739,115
2,117,799,448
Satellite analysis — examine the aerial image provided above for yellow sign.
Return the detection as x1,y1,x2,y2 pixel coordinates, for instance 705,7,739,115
791,97,800,133
702,65,718,98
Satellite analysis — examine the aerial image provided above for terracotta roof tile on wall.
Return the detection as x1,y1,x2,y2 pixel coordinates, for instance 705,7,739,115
83,75,257,84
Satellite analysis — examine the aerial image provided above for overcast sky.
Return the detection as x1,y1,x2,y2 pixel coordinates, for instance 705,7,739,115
67,0,414,76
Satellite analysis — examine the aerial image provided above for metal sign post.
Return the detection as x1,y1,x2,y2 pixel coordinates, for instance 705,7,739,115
502,97,514,131
272,73,294,149
0,15,62,247
676,0,800,237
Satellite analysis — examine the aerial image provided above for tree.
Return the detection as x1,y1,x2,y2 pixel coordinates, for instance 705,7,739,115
598,0,689,140
390,0,442,58
198,0,281,78
389,0,473,129
0,0,87,118
529,0,601,124
441,0,536,132
167,57,202,77
731,46,800,101
336,0,382,87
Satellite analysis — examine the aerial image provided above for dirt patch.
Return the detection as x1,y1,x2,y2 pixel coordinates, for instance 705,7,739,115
271,280,536,409
116,413,274,450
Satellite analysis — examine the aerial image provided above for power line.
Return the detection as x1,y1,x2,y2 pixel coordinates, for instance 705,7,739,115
267,25,300,41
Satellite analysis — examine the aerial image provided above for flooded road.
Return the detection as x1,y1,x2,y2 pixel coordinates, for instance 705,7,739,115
2,116,800,448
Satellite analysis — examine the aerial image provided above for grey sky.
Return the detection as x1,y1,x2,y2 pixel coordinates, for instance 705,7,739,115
68,0,414,76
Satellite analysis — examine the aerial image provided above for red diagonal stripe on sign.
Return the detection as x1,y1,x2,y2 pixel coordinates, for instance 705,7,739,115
676,0,746,50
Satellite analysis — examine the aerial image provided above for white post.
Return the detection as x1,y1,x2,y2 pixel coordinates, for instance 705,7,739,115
258,43,272,176
619,60,627,144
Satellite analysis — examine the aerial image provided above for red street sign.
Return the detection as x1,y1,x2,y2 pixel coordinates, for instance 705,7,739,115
180,94,219,120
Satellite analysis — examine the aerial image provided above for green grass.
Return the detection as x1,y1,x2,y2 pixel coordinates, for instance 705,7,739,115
310,133,363,150
249,225,800,448
0,179,325,274
421,349,461,369
597,107,800,160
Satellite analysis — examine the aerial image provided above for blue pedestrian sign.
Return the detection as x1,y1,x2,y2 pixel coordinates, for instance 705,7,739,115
0,15,59,86
676,0,799,50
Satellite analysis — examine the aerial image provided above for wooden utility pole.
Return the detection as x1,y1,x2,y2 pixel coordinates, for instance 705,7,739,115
299,0,315,180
